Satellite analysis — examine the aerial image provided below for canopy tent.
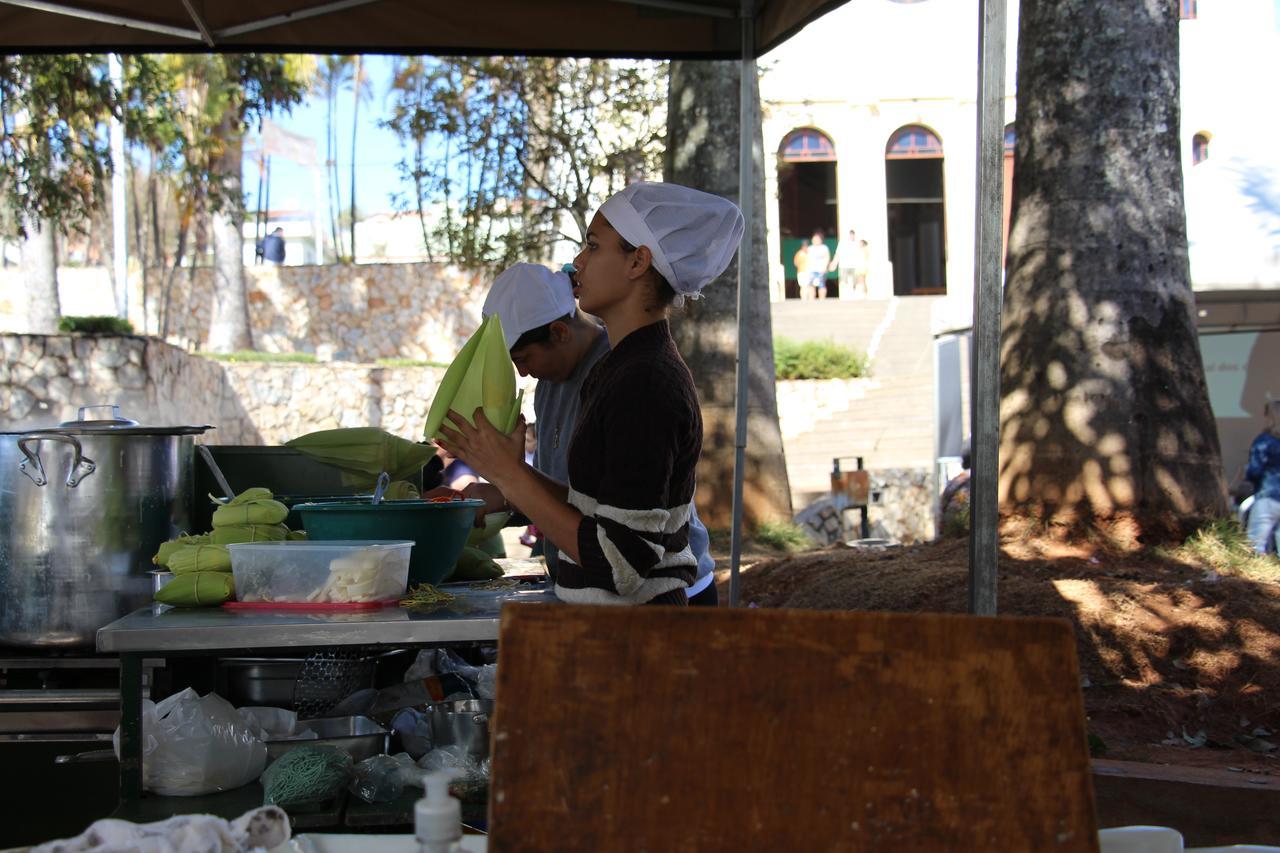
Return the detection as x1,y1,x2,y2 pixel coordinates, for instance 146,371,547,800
0,0,836,57
0,0,1006,613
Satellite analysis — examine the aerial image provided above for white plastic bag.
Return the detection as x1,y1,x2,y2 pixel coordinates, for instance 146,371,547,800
237,706,318,742
113,688,267,796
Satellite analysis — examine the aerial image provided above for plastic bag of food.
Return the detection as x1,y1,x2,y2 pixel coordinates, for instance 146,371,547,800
112,688,267,797
348,753,422,803
260,745,353,809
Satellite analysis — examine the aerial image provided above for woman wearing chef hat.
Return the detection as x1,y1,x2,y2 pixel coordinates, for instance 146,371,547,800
438,182,743,605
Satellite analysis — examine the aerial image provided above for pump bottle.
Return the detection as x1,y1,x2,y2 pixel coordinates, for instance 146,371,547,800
416,769,464,853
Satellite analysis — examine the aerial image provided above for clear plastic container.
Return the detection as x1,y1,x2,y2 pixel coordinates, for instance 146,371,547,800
228,540,413,604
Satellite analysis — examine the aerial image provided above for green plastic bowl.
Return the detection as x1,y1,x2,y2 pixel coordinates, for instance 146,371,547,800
294,499,484,587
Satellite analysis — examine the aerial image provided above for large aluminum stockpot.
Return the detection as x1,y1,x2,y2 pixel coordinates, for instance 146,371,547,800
0,405,211,648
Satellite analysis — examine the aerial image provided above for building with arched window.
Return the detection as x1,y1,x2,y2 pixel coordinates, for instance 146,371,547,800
760,0,1280,313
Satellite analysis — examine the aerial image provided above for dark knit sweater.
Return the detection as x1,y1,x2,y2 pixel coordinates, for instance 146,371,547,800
555,320,701,605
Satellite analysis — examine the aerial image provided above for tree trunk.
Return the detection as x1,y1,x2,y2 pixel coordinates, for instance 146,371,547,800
665,60,792,529
999,0,1227,541
20,215,60,333
207,128,253,353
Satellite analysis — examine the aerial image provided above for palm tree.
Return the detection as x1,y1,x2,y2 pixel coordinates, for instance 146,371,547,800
348,54,373,262
315,56,353,261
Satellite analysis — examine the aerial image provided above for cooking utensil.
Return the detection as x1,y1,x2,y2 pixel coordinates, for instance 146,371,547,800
427,699,494,757
197,443,236,501
370,471,391,505
293,649,380,719
0,404,211,648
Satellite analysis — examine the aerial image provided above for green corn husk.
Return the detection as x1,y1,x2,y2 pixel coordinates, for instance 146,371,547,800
167,544,232,575
287,529,308,541
285,427,435,490
446,546,505,582
227,487,274,505
211,499,289,528
153,533,211,567
154,571,235,607
424,314,524,442
209,523,290,545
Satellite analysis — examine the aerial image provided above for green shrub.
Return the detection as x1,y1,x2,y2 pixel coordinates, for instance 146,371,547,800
753,520,813,552
58,315,134,335
197,350,318,364
773,336,869,380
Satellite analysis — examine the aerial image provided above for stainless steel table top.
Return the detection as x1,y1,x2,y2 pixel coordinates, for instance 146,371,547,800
96,585,557,653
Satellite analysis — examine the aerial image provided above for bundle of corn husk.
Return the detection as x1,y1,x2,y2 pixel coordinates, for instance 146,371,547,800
423,313,523,442
152,487,302,607
285,427,432,492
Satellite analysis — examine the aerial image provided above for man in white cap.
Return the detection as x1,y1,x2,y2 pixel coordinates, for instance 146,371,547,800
470,261,720,605
439,182,743,605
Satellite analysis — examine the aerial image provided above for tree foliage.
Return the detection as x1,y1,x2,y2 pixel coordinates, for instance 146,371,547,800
0,55,118,241
383,56,667,270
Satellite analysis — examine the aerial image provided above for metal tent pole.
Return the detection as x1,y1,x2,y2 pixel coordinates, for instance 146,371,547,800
728,0,756,608
969,0,1008,616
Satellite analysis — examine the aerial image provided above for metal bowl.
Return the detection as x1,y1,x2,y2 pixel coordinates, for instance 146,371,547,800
427,698,494,757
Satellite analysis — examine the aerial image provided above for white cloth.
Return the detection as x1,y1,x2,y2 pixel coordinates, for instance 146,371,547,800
482,262,577,350
597,181,745,296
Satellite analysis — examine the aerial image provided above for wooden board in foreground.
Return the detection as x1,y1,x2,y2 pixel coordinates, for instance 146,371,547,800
488,606,1097,851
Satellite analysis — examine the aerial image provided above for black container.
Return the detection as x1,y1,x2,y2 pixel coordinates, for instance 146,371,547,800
192,446,441,532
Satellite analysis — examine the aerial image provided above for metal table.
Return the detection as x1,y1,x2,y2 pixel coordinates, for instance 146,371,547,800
97,585,555,805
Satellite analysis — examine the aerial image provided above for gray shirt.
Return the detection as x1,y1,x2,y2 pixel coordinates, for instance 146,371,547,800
533,326,714,588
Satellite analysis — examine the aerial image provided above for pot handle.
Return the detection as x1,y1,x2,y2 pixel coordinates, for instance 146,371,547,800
18,432,97,488
472,713,489,725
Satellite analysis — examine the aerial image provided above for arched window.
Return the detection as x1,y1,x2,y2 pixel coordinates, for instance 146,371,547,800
780,128,836,163
1192,132,1210,165
1003,124,1016,154
886,125,944,159
1180,0,1197,19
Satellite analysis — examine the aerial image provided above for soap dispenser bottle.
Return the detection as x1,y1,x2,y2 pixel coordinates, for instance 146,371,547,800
416,769,464,853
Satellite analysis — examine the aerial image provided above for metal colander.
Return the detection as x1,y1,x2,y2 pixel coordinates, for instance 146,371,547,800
292,648,377,719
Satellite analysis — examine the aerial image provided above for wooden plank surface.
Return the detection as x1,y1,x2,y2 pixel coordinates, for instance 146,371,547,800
488,606,1098,851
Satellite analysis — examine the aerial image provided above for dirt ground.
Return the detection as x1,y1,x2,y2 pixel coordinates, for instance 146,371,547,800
711,530,1280,776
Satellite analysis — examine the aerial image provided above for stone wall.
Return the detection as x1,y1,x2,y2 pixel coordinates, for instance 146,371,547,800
794,466,936,545
774,377,878,440
0,333,451,447
1,262,488,364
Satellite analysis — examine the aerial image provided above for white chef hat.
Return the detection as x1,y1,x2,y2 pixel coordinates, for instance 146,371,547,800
482,262,577,350
597,182,745,297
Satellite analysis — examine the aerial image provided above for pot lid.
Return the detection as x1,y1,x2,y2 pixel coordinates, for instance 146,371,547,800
52,404,212,435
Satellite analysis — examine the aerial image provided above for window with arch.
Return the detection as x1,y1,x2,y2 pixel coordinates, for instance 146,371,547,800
886,125,944,159
780,128,836,163
1192,132,1210,165
1180,0,1197,19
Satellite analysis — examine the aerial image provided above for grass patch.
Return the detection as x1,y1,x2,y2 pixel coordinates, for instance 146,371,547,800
752,520,813,553
197,350,318,363
1165,518,1280,582
774,336,869,380
376,357,449,368
58,315,134,335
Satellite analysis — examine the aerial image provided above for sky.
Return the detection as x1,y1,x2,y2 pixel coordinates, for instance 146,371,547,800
242,56,409,219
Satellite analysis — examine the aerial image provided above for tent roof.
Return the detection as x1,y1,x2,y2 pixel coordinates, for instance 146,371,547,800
0,0,842,58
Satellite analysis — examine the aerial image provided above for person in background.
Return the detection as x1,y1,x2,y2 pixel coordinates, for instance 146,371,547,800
792,240,810,300
261,227,286,265
830,229,861,298
1242,398,1280,554
437,184,743,605
804,229,831,299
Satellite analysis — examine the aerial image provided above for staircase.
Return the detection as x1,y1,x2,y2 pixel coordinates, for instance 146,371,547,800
771,296,941,509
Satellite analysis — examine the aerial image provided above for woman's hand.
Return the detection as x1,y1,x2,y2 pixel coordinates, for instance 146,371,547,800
436,409,527,491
